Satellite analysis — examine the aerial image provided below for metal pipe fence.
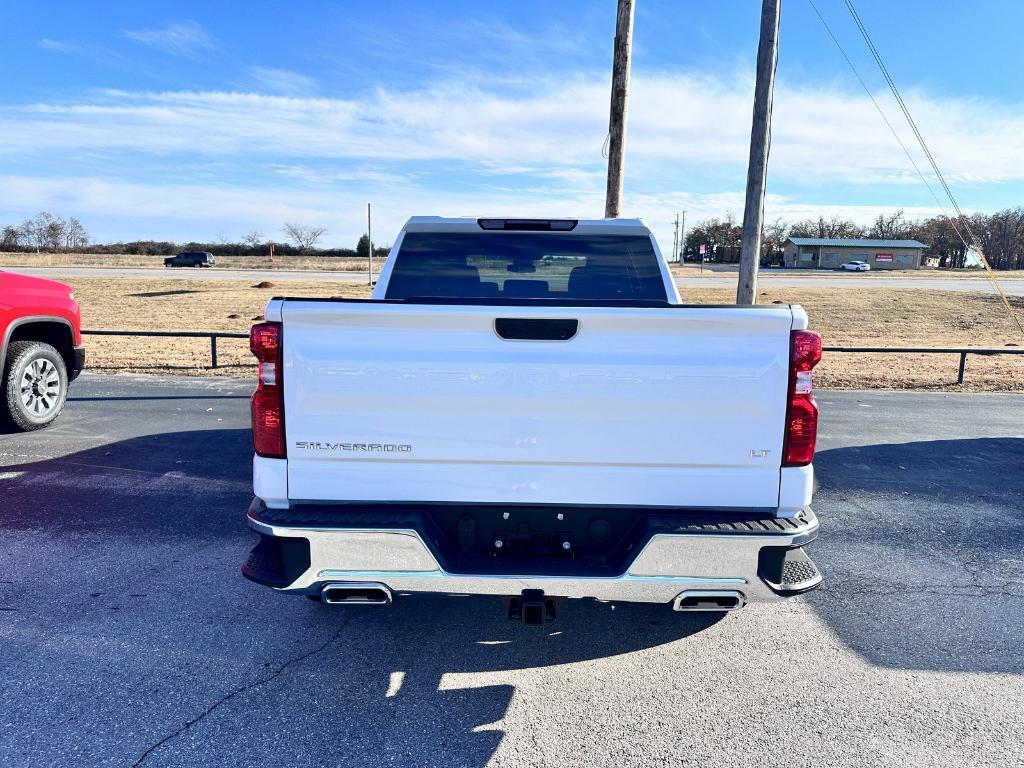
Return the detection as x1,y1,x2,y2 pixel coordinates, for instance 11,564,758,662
822,345,1024,385
82,329,248,369
81,329,1023,383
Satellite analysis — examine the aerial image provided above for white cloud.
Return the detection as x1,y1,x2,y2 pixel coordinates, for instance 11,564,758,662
0,69,1019,245
271,164,417,186
39,38,78,53
345,15,590,77
120,21,214,57
3,72,1023,186
248,67,317,96
38,38,124,63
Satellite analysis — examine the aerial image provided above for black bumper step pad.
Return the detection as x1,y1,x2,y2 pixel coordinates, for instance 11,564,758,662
758,545,822,596
781,558,820,587
241,534,311,589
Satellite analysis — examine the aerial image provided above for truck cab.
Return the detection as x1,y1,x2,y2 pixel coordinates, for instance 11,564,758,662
0,271,85,431
242,218,823,621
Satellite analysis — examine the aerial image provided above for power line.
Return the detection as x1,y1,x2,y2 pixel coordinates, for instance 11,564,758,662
808,0,1023,336
842,0,1023,335
804,0,968,249
843,0,977,243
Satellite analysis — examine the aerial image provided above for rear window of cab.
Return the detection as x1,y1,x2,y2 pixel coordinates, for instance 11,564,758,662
385,233,667,301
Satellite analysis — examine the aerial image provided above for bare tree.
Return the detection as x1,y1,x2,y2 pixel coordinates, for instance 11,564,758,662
44,217,65,251
20,212,63,252
908,216,965,268
976,207,1024,270
282,222,326,251
242,230,264,249
17,220,36,251
63,217,90,251
789,215,865,239
761,217,789,259
23,214,65,252
868,209,910,240
1,225,23,250
682,216,743,263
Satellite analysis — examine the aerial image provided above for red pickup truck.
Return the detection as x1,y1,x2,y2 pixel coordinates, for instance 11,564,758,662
0,271,85,430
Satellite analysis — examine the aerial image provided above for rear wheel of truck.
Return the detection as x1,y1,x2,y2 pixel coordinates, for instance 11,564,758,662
1,341,69,431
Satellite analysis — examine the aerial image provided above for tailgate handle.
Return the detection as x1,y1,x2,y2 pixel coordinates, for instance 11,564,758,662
495,318,578,341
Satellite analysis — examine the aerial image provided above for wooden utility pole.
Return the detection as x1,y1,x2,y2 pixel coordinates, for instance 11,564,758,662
736,0,781,305
366,202,373,285
680,210,686,261
604,0,635,219
673,214,680,262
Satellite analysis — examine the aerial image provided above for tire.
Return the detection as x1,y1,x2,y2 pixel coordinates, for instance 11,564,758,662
2,341,69,431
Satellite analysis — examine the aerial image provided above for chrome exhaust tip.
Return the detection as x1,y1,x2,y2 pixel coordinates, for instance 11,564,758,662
672,590,745,612
321,582,393,606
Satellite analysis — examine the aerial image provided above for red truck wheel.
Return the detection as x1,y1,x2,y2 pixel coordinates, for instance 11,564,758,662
2,341,68,431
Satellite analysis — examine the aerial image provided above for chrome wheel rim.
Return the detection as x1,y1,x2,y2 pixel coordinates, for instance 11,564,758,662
19,358,61,417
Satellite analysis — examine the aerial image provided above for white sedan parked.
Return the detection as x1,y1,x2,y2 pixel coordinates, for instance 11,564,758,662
840,260,871,272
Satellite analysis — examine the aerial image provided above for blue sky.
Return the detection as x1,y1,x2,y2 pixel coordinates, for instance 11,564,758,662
3,0,1023,249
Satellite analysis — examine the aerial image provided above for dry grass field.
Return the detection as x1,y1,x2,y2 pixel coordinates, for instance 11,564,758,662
694,285,1023,390
0,251,369,271
65,276,1024,390
74,277,366,373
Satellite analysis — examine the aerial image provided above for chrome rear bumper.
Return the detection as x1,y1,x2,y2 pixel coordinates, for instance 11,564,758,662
245,501,821,605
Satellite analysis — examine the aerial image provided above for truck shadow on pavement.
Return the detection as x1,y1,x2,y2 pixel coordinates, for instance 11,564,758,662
808,436,1024,675
6,425,1022,766
1,427,722,767
239,595,723,768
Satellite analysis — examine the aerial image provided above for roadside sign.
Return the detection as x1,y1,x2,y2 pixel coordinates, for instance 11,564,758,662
699,244,707,255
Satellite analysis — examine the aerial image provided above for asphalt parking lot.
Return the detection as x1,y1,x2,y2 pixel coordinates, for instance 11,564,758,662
1,374,1022,767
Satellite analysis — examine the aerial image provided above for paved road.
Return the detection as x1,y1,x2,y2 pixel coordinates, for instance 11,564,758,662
8,265,1024,294
1,375,1022,767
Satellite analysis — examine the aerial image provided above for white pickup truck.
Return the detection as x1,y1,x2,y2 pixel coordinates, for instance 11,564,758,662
242,217,823,623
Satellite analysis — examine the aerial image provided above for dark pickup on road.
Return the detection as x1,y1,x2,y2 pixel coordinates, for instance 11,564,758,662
164,251,216,268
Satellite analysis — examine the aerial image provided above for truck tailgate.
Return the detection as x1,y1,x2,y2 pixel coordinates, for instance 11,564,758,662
279,301,796,509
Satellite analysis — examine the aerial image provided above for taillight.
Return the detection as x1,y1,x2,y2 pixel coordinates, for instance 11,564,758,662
250,322,285,458
783,330,822,467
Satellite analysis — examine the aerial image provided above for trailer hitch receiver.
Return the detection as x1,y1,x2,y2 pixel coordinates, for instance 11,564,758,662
509,589,556,625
